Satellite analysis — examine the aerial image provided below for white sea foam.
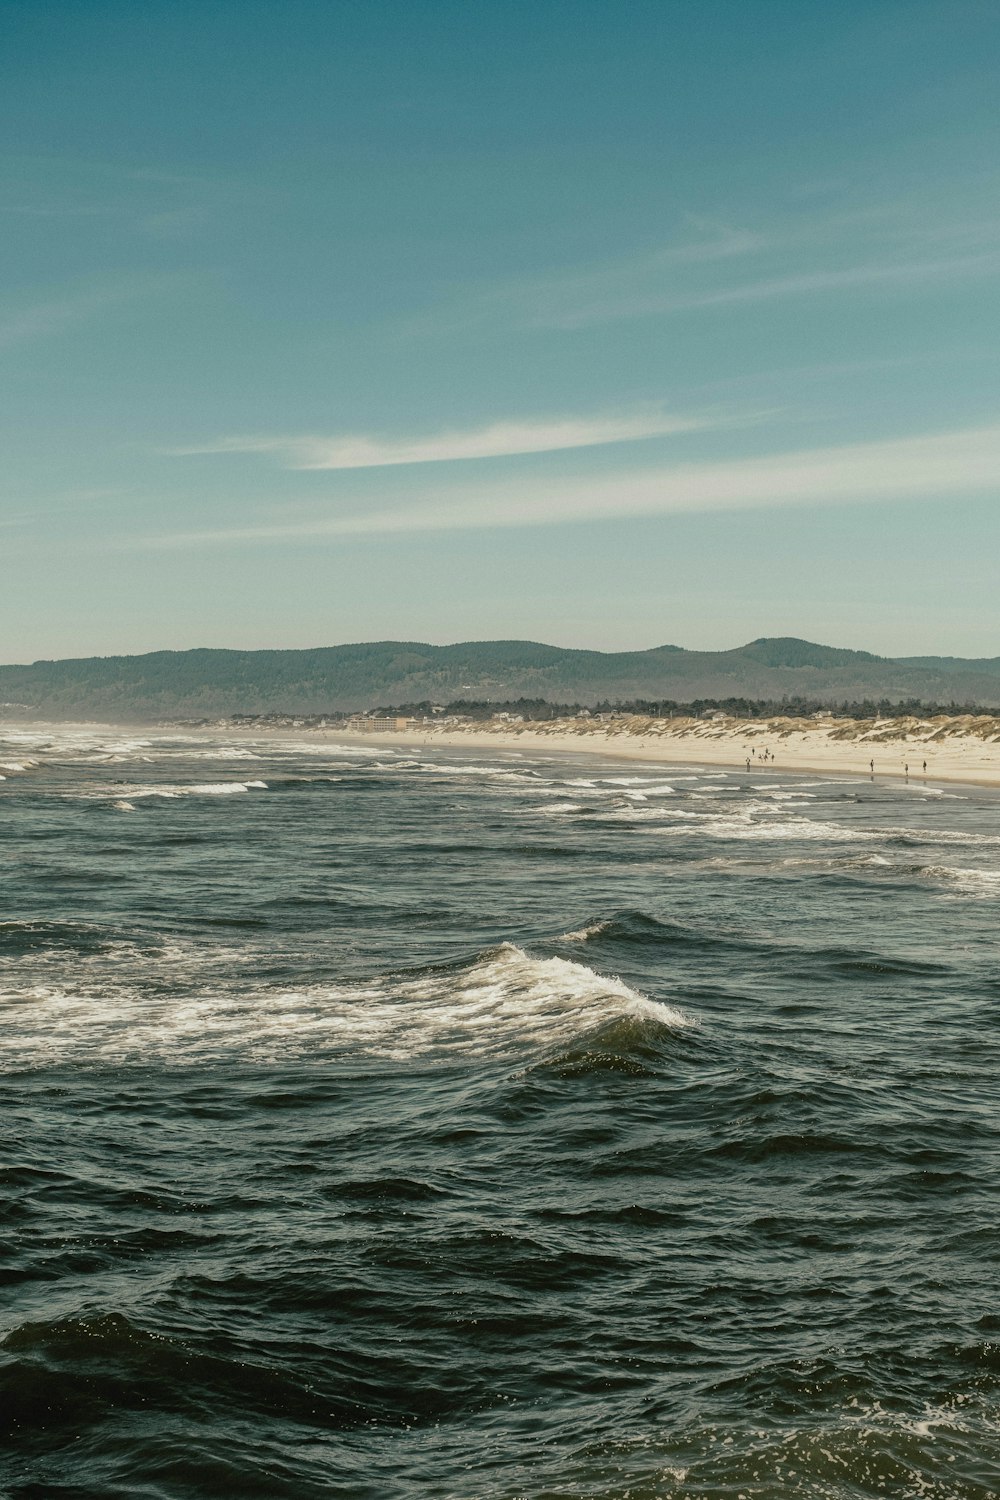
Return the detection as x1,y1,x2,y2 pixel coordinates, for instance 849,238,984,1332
417,762,541,782
894,826,1000,847
656,1394,1000,1500
83,779,270,801
369,945,692,1059
166,747,263,761
593,803,695,823
180,780,267,795
654,810,877,842
752,786,816,802
0,945,690,1068
920,864,1000,896
601,776,664,786
736,851,1000,896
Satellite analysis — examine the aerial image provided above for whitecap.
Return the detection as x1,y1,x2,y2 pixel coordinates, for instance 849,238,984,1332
920,864,1000,896
600,776,663,786
189,781,267,795
89,780,270,801
654,812,877,842
418,762,539,782
0,944,691,1068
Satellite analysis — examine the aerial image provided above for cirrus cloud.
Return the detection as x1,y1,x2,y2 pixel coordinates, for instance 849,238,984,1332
137,421,1000,549
169,406,712,470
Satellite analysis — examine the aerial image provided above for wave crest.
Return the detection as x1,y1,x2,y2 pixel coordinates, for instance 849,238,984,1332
0,943,690,1069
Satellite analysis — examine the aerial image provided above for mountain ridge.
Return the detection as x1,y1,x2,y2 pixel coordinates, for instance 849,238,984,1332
2,636,999,719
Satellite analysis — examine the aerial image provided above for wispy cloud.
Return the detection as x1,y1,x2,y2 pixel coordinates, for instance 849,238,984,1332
170,407,713,470
537,250,1000,330
137,422,1000,549
0,274,186,350
402,190,1000,334
400,225,768,335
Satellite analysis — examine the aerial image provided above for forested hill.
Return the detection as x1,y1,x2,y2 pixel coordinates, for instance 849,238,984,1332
2,637,1000,720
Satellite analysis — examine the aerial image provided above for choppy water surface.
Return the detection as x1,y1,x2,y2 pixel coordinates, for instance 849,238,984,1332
1,725,998,1499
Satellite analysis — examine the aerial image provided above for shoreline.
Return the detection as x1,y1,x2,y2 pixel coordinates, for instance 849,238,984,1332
4,713,1000,788
330,715,1000,788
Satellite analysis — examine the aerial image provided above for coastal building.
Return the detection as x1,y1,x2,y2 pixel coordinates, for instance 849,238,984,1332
347,715,413,732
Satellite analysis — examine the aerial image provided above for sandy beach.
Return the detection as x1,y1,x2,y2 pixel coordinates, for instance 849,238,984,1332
336,713,1000,787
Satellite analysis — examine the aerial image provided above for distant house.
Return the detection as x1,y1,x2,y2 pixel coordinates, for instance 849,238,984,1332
347,715,412,732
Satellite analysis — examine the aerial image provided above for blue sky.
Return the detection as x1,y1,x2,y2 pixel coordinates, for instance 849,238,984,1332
2,0,999,661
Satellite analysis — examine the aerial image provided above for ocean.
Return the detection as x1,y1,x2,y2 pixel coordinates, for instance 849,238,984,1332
1,725,998,1499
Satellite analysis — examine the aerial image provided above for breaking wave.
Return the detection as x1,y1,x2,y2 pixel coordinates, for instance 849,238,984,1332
0,943,690,1069
653,810,878,842
919,864,1000,897
84,780,270,802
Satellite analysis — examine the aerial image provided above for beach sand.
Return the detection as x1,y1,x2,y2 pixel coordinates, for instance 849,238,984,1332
335,713,1000,787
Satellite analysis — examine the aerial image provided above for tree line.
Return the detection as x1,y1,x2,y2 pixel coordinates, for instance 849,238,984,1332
362,694,1000,721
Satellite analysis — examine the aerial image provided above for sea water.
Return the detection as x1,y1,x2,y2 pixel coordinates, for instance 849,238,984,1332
1,726,998,1498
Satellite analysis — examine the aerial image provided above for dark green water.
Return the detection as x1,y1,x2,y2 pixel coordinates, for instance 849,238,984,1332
1,726,998,1498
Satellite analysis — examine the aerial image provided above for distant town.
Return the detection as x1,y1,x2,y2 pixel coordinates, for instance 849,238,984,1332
166,693,1000,732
